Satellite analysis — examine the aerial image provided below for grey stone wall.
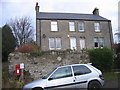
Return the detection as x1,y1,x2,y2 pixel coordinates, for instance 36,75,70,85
9,51,89,80
38,20,112,51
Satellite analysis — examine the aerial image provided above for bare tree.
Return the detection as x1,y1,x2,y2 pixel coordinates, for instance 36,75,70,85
10,17,33,46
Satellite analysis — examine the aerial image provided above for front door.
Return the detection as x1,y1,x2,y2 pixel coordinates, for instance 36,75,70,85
70,37,77,50
46,66,75,90
80,37,86,50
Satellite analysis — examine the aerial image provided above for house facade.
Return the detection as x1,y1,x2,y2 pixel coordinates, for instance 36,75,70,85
35,3,113,51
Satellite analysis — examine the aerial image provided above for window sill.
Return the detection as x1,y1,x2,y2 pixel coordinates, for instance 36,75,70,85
94,47,104,48
95,30,101,33
56,48,61,50
79,30,85,33
50,31,59,32
69,31,76,32
49,48,55,50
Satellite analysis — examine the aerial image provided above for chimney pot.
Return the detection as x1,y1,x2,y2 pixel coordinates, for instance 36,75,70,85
35,2,39,13
36,2,38,6
93,8,99,16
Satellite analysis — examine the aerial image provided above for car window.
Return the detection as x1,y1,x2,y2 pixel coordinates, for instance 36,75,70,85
49,66,72,80
73,65,91,76
42,68,56,79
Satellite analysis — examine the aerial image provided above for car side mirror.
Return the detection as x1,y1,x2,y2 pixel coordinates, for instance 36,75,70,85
48,77,53,81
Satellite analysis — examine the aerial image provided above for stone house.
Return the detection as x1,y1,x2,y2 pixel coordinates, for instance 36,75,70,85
35,3,113,51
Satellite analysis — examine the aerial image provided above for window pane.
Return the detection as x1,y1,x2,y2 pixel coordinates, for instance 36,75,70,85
95,42,98,47
94,38,99,47
80,37,86,49
56,38,61,49
49,38,55,50
69,22,75,31
73,65,91,76
78,22,84,31
94,38,99,42
99,38,104,47
94,23,100,32
51,21,58,31
50,67,72,79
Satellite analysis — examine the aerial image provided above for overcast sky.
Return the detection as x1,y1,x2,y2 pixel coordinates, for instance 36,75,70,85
0,0,119,40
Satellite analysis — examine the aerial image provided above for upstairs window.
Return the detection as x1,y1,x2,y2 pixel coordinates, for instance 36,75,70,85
69,22,75,31
78,22,84,32
94,22,100,32
51,21,58,31
94,37,104,48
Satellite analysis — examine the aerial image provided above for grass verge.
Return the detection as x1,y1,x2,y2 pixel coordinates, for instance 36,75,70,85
103,72,120,80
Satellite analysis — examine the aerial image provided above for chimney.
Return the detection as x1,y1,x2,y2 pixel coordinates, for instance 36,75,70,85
35,2,39,13
93,8,99,16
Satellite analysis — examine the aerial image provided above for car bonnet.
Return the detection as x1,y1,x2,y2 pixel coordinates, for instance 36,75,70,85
23,79,47,89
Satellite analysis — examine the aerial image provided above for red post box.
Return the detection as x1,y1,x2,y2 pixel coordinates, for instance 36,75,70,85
16,65,21,76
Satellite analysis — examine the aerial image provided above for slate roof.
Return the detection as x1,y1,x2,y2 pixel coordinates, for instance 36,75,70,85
36,12,110,21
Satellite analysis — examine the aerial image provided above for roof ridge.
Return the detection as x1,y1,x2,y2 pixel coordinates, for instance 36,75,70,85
40,12,93,15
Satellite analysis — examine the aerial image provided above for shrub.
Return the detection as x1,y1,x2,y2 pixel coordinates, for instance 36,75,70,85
29,47,46,57
88,47,113,72
15,43,37,53
66,49,73,53
113,43,120,69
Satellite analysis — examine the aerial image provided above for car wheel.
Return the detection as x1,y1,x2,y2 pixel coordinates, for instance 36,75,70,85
88,81,102,90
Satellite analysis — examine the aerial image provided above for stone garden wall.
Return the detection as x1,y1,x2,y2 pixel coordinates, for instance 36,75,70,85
8,51,90,80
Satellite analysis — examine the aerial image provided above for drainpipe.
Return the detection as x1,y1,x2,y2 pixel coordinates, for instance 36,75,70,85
108,20,113,49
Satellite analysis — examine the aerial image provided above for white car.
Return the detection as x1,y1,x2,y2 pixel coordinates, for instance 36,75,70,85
23,63,104,90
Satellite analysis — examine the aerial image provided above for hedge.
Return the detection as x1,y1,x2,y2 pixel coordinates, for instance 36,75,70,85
88,47,113,72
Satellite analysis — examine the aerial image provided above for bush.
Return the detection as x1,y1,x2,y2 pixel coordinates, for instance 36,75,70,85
29,47,46,57
113,44,120,69
89,47,113,72
66,49,73,53
15,43,37,53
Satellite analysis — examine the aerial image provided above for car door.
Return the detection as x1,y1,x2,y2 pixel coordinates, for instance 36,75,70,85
45,66,75,90
72,65,92,88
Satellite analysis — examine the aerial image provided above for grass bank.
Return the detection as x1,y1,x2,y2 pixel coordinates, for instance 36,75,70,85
103,71,120,79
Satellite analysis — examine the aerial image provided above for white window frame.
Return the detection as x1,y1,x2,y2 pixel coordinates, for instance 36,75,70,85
94,38,99,48
69,22,75,31
99,38,104,48
49,38,55,50
94,37,104,48
78,22,84,32
51,21,58,31
49,38,61,50
56,38,61,50
94,22,100,32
